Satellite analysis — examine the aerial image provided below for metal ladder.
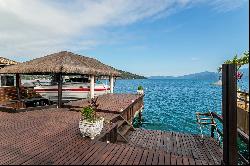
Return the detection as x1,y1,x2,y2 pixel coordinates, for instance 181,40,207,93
196,111,221,144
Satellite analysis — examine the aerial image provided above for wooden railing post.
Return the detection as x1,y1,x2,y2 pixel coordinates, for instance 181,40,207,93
222,64,237,165
211,125,215,138
16,74,21,100
244,91,247,110
57,73,63,108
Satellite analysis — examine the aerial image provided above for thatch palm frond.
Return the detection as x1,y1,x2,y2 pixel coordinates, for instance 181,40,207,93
0,57,18,66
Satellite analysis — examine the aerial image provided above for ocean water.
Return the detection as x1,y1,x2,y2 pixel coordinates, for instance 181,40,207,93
114,79,223,135
114,79,249,135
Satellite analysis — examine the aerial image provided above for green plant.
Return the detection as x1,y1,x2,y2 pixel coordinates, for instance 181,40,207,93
218,51,249,72
138,85,143,90
81,106,95,123
81,97,100,123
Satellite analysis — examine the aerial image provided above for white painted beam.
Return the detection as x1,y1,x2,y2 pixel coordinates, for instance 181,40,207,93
110,76,114,93
90,75,95,98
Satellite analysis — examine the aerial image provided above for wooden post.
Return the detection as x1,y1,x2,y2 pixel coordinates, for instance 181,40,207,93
57,73,63,108
109,76,114,93
211,115,215,138
222,64,237,165
211,125,215,138
111,124,118,143
244,91,247,110
138,111,142,123
90,75,95,99
16,74,21,100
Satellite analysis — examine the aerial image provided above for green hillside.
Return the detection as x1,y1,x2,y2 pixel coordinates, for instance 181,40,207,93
117,70,147,79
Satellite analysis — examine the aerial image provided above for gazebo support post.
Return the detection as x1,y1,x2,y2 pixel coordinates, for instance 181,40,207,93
110,76,114,93
16,74,21,100
90,75,95,98
57,73,63,108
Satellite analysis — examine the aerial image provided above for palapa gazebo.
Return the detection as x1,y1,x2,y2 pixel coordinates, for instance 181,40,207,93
0,57,18,68
0,51,120,107
0,57,18,87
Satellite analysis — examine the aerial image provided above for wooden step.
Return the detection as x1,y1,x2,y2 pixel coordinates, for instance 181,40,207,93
116,120,125,128
119,124,131,136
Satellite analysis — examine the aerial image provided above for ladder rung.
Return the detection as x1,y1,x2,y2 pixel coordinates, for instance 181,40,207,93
200,118,211,120
200,122,213,125
196,112,210,116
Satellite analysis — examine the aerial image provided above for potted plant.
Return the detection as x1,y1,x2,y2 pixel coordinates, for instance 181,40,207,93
79,98,104,139
137,85,144,95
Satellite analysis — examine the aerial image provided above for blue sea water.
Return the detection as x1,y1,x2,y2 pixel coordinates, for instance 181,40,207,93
114,79,249,135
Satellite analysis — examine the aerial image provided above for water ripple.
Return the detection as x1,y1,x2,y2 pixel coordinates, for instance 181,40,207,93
115,79,223,135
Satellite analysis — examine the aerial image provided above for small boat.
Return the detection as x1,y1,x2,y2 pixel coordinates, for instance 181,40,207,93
22,79,51,87
34,83,110,101
212,75,222,86
23,76,110,101
212,80,222,86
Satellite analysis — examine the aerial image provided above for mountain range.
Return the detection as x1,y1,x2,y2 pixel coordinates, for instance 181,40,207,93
148,68,249,80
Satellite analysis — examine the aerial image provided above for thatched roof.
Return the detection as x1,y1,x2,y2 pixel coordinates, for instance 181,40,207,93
0,57,18,66
0,51,120,76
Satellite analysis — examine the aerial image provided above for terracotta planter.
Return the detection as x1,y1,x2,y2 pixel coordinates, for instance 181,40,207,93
79,117,104,139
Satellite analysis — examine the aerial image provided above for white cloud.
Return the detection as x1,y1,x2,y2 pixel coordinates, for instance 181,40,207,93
210,0,247,13
0,0,247,60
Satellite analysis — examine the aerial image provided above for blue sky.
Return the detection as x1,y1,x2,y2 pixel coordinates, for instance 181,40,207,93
0,0,249,76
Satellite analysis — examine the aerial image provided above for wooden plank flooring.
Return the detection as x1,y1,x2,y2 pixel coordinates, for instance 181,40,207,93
0,109,222,165
65,93,142,113
126,128,223,165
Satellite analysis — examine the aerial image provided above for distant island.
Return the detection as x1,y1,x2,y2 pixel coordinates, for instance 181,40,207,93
148,68,249,80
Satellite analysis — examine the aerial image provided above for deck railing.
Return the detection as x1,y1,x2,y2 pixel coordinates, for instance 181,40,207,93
237,91,249,135
121,94,144,122
211,111,249,165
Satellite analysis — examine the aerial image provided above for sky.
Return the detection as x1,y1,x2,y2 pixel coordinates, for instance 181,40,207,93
0,0,249,76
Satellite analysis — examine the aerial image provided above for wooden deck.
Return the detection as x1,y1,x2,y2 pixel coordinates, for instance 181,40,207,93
125,128,222,165
0,109,223,165
65,93,144,122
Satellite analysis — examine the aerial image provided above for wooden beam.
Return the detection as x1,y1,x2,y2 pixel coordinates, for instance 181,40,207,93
222,64,237,165
16,74,21,100
237,128,249,145
57,73,63,108
211,112,223,123
211,125,215,138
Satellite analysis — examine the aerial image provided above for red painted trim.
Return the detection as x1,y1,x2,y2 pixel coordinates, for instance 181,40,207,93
34,88,110,92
